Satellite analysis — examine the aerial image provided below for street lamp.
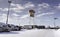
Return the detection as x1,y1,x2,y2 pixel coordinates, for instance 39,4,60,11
6,0,11,24
54,18,58,27
29,10,35,25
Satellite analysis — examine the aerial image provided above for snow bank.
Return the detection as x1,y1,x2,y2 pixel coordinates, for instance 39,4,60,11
0,29,60,37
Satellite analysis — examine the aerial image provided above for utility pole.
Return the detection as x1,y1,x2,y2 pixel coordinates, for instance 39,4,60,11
6,0,11,25
29,10,35,25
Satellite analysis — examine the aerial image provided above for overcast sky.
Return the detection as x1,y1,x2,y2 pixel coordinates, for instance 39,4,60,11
0,0,60,26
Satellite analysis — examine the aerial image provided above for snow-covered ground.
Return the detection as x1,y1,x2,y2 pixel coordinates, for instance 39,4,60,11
0,29,60,37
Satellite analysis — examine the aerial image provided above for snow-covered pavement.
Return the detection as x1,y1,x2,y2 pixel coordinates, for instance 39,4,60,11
0,29,60,37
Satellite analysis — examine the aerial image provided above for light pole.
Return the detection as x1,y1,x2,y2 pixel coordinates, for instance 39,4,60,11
29,10,35,25
54,18,58,27
6,0,11,25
